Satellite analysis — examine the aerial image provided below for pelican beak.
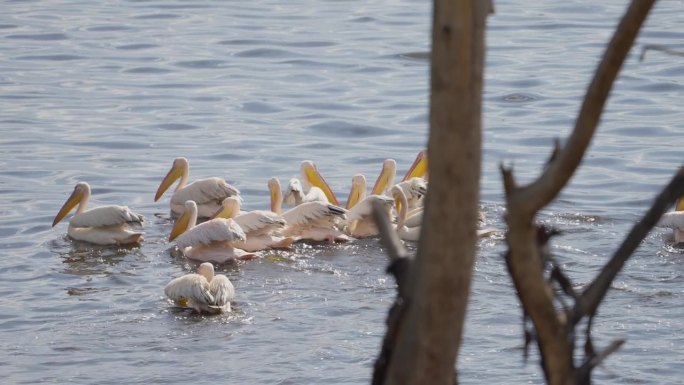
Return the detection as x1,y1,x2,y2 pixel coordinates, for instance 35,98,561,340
371,161,394,196
346,180,363,209
302,161,339,206
402,150,428,182
52,188,82,227
169,211,192,241
676,197,684,211
394,195,403,216
210,204,234,220
155,164,183,202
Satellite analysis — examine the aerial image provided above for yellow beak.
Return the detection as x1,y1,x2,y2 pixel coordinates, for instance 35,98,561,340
402,150,428,181
52,189,82,227
169,211,192,241
346,182,363,209
209,204,234,220
676,197,684,211
155,165,183,202
371,163,392,196
303,163,339,206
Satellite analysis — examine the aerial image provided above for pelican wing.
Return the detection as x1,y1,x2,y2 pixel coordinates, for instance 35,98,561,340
175,218,246,248
171,177,240,206
164,274,214,307
235,211,286,235
70,205,144,228
346,195,394,221
209,275,235,307
282,202,346,227
657,212,684,229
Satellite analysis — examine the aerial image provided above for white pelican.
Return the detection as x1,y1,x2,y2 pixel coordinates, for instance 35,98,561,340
390,185,493,241
211,197,296,251
390,185,421,241
657,198,684,243
395,177,428,211
52,182,144,245
402,149,428,182
154,157,240,218
284,160,340,206
169,200,256,263
270,177,350,242
164,262,235,314
345,174,395,238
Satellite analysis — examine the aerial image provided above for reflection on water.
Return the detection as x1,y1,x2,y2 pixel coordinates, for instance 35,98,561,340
0,0,682,384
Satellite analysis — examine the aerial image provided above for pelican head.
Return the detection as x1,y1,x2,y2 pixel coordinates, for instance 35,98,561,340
197,262,215,281
155,157,189,202
52,182,91,227
371,159,396,195
169,200,198,241
211,197,241,220
284,178,304,206
346,174,367,209
268,177,283,213
403,150,428,181
300,160,339,205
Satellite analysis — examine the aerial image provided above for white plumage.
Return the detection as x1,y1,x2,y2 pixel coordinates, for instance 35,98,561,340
344,174,395,238
52,182,144,245
169,200,255,263
164,262,235,314
270,177,350,242
154,157,240,218
211,197,295,251
657,211,684,243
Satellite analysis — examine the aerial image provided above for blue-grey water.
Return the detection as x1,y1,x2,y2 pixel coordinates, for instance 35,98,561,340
1,1,682,384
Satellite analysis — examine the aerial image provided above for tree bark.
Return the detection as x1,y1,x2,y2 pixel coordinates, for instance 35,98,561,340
383,1,490,384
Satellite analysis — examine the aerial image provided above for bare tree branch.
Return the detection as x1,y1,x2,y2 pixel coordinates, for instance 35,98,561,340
510,0,657,218
573,166,684,324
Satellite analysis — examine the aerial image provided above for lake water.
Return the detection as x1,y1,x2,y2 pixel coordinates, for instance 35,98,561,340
1,1,682,384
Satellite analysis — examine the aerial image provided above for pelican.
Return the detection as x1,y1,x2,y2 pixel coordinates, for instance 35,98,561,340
270,177,350,242
211,197,296,251
169,200,256,263
345,174,395,238
52,182,144,245
395,177,428,211
154,157,240,218
391,185,421,241
164,262,235,314
284,160,340,206
390,185,493,241
657,198,684,243
402,149,428,182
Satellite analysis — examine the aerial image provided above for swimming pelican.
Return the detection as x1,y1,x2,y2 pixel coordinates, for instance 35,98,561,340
52,182,144,245
390,185,493,241
657,198,684,243
154,157,240,218
284,160,340,206
402,149,428,182
169,200,256,263
345,174,395,238
270,177,350,242
390,185,421,241
211,197,296,251
367,158,427,210
164,262,235,314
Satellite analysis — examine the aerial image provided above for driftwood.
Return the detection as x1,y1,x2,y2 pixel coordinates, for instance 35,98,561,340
502,1,659,384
